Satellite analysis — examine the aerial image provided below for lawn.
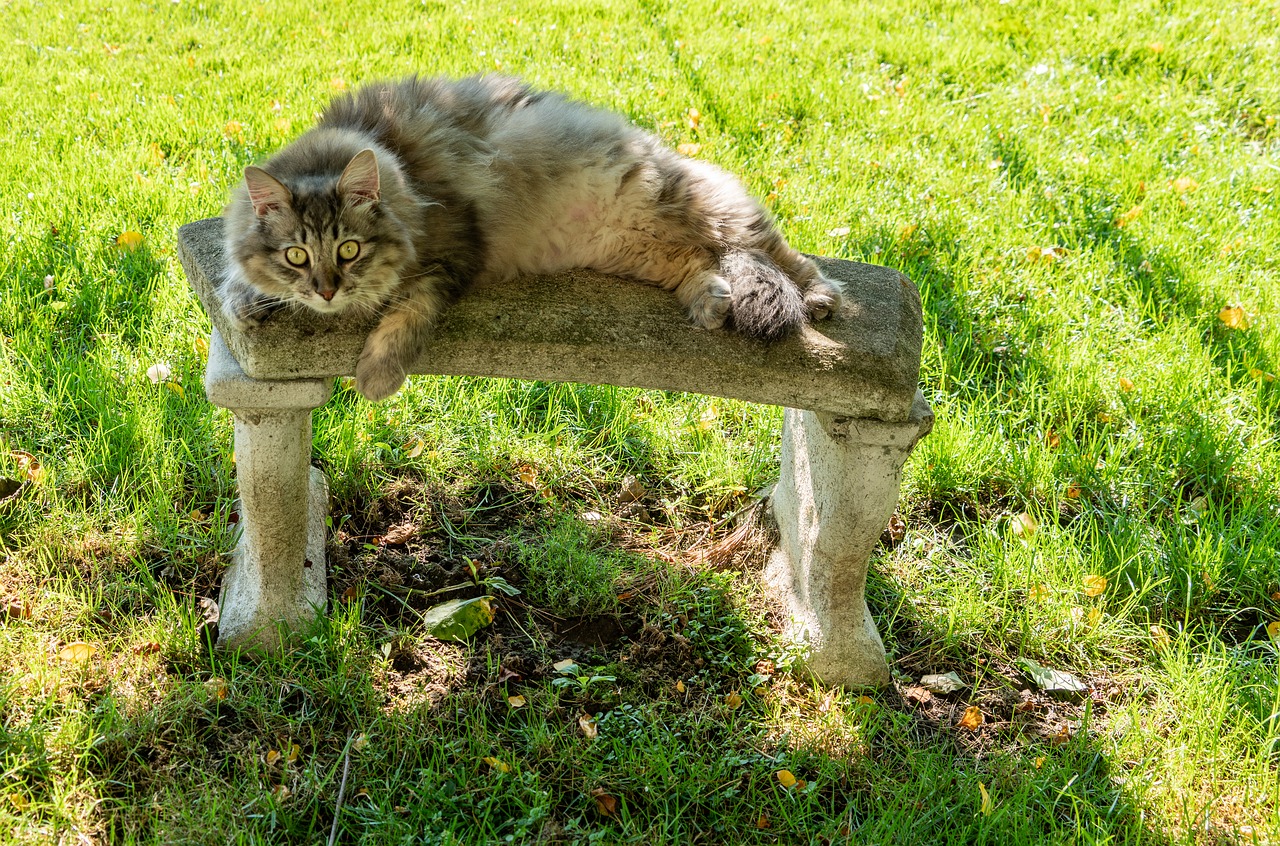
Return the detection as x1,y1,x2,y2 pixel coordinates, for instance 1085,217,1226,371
1,0,1278,843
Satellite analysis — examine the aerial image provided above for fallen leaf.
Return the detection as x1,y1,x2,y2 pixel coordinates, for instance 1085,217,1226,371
1029,583,1050,602
855,694,875,706
579,714,598,739
8,793,29,811
287,743,300,764
1115,205,1143,227
1011,512,1038,538
590,787,618,817
116,230,144,250
686,107,701,129
197,597,220,629
1050,723,1071,746
1118,376,1135,392
675,679,686,694
382,523,417,546
676,142,702,157
1218,305,1250,330
553,658,579,674
1034,756,1045,769
827,226,851,238
204,678,228,700
1150,625,1172,650
59,642,95,663
11,451,44,484
352,733,370,752
1082,575,1107,597
978,782,992,816
1044,429,1061,449
1268,622,1280,640
697,405,718,431
507,695,527,708
404,438,426,458
272,784,291,801
1015,657,1086,699
1065,484,1081,500
920,672,965,694
265,748,282,766
1171,176,1198,194
132,641,162,655
775,770,797,789
957,706,984,731
145,362,173,384
1250,368,1276,382
756,813,770,829
517,464,538,487
421,596,495,642
724,690,743,709
482,756,510,773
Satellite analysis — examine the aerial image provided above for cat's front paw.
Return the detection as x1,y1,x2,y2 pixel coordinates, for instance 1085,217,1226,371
356,347,408,402
222,289,283,332
803,274,844,321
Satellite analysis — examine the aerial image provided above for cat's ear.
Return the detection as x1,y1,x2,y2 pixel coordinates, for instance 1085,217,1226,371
338,149,381,206
244,167,292,217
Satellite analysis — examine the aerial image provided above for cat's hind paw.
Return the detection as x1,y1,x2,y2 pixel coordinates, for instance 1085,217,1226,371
802,273,844,322
683,272,733,331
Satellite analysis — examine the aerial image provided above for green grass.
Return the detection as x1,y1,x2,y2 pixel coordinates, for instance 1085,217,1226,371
1,0,1278,842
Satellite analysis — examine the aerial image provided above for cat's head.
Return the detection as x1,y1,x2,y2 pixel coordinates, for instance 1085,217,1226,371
228,148,413,316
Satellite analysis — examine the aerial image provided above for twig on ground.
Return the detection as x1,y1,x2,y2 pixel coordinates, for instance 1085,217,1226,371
328,731,354,846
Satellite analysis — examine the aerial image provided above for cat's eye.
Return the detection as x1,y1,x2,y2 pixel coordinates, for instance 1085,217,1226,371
338,240,360,261
284,246,309,267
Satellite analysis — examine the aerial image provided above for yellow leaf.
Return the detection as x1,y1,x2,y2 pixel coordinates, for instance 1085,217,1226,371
517,464,538,487
1011,512,1037,538
776,769,797,789
9,793,30,811
482,756,511,773
686,107,701,129
1082,575,1107,597
978,781,992,816
578,714,598,739
1115,205,1143,227
11,451,43,484
725,690,743,709
116,230,144,250
1087,607,1102,627
1249,368,1276,382
899,223,918,239
1044,429,1060,449
1066,484,1081,500
1034,756,1045,769
405,438,426,459
287,743,300,764
59,642,95,663
697,405,718,431
1150,625,1172,650
1051,724,1071,746
856,694,875,706
265,749,282,766
223,120,244,139
193,336,209,360
1218,305,1250,330
352,733,369,752
675,679,686,694
676,143,702,157
1171,176,1198,194
330,77,347,92
958,706,984,731
756,813,770,829
164,381,186,398
190,510,205,522
1118,377,1135,392
1029,583,1050,602
1267,621,1280,640
507,695,526,708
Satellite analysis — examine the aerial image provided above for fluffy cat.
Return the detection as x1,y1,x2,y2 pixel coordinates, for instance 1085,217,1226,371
221,75,844,401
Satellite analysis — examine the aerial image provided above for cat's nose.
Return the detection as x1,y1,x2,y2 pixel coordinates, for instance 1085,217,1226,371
318,289,335,301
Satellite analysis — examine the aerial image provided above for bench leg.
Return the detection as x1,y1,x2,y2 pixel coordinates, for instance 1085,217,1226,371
203,331,334,651
766,390,933,688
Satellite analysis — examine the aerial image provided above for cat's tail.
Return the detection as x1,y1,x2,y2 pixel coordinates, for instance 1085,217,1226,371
719,249,807,340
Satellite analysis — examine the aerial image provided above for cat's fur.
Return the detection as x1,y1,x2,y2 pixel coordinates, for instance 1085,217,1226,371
221,75,843,401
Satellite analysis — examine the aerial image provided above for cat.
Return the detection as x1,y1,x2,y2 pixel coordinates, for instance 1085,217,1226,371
220,75,844,401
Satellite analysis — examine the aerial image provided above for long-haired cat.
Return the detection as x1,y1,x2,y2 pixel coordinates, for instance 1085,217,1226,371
221,75,844,401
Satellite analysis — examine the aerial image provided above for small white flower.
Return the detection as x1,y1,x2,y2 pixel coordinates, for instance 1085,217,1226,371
43,275,54,290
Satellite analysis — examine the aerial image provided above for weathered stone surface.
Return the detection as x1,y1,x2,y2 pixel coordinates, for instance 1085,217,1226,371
179,217,922,422
765,391,934,688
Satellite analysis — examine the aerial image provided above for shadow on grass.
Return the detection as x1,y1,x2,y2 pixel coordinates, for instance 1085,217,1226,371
30,503,1183,845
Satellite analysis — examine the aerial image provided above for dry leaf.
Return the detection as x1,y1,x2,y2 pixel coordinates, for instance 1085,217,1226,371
8,793,29,811
553,658,578,674
1118,377,1135,392
517,464,538,486
957,706,984,731
1050,724,1071,745
204,677,229,700
1249,368,1276,382
272,784,291,801
1082,575,1108,597
1029,583,1050,602
1066,484,1081,500
482,756,510,773
675,679,686,694
11,450,44,484
132,641,162,655
287,743,300,764
265,748,282,766
352,733,370,752
1267,621,1280,640
775,770,797,789
590,787,618,817
405,438,426,458
1044,429,1061,449
578,714,598,739
1115,205,1143,227
724,690,743,709
1150,625,1172,650
6,598,32,619
1011,512,1038,538
827,226,851,238
507,695,527,708
756,813,770,829
676,143,702,157
1171,176,1198,194
382,523,417,546
978,782,992,816
855,694,875,705
59,642,95,663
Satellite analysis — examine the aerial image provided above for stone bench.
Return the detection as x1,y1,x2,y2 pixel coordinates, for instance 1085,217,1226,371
177,217,933,688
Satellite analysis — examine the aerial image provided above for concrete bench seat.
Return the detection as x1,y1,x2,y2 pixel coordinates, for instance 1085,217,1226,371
178,217,933,688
